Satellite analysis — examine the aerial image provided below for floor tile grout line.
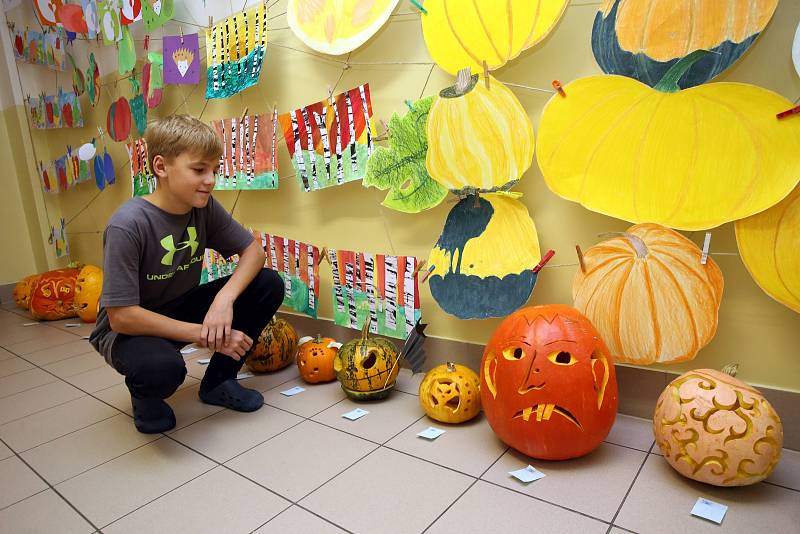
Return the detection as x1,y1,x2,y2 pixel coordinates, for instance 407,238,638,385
380,412,428,445
0,487,50,514
0,435,102,531
605,442,657,533
7,411,121,455
762,480,800,493
609,524,638,534
0,374,60,400
295,444,383,503
0,363,37,380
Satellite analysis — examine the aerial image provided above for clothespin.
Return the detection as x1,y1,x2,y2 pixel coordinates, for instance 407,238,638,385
552,80,566,97
411,260,427,278
327,84,333,98
208,16,214,28
700,232,712,265
575,245,586,274
97,126,105,140
776,104,800,120
420,265,435,284
410,0,427,14
144,35,150,52
532,250,556,274
473,191,481,208
483,60,490,89
240,106,249,121
180,26,184,44
317,247,329,266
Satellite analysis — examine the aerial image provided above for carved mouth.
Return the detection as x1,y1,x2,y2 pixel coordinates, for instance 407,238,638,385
512,404,582,430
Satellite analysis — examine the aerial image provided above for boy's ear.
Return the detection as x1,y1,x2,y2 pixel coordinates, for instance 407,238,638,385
152,154,167,180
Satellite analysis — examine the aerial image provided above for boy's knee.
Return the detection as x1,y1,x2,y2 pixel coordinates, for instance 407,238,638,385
248,268,285,305
128,356,186,399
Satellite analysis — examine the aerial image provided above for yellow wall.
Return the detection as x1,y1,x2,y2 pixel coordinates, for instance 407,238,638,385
4,1,799,392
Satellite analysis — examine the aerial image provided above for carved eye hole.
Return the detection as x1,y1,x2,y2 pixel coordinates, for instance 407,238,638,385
502,346,525,361
548,351,577,366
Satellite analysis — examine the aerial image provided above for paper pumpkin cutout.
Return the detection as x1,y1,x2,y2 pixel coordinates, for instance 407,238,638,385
86,53,100,106
363,96,447,213
279,84,375,192
427,72,534,194
34,0,62,26
573,224,724,365
128,138,156,197
258,232,322,318
82,0,99,39
428,192,541,320
56,4,88,33
593,0,778,89
120,0,142,25
117,26,136,74
536,52,800,231
328,249,420,340
211,110,279,190
205,3,268,99
142,52,163,109
107,97,132,141
422,0,569,75
287,0,399,56
142,0,173,31
98,0,123,44
163,33,200,84
736,186,800,314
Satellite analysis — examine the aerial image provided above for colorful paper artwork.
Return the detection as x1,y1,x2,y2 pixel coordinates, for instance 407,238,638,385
107,97,132,141
143,51,164,109
11,27,67,70
117,25,136,74
119,0,142,25
211,110,279,190
163,33,200,85
205,3,268,99
328,248,420,339
34,0,62,26
40,143,103,193
363,96,447,213
142,0,173,32
259,232,321,318
86,53,100,106
427,193,541,320
200,249,240,285
93,148,116,191
279,84,375,192
56,3,89,33
129,76,147,136
127,138,157,197
287,0,399,55
82,0,100,39
592,0,778,89
28,89,83,129
51,218,69,258
98,0,123,44
535,63,800,231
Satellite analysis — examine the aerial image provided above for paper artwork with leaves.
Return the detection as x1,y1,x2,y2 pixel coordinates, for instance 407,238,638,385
328,249,420,339
39,147,91,193
363,96,446,213
127,138,157,197
51,218,69,258
200,249,240,285
205,2,268,99
211,110,279,190
142,0,173,31
86,53,100,106
11,27,67,70
128,75,147,136
258,232,321,318
98,0,123,44
28,89,83,129
279,84,375,192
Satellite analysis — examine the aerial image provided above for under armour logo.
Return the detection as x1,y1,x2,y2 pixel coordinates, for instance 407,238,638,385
160,227,199,265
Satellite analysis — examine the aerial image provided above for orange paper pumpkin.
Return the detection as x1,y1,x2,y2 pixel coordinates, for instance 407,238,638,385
246,317,299,373
481,305,618,460
654,368,783,486
29,268,81,321
74,265,103,323
13,274,41,310
419,362,481,424
296,335,340,384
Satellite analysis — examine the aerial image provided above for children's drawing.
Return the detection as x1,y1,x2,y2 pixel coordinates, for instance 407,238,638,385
200,249,240,285
12,27,67,70
50,218,69,258
143,0,174,31
211,110,279,190
98,0,123,44
163,33,200,85
259,232,321,318
28,89,83,129
34,0,62,26
127,138,157,197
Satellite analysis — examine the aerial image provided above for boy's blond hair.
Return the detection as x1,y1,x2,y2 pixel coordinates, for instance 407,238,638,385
144,115,222,175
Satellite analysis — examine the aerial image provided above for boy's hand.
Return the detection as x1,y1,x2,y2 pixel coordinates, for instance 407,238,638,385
201,296,234,351
215,329,253,361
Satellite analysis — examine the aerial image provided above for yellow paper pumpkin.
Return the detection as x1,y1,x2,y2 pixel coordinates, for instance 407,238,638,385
287,0,399,55
427,71,534,194
422,0,569,74
572,224,724,365
735,185,800,313
537,52,800,231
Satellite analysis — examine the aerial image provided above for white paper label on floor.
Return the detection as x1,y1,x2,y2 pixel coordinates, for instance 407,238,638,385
691,498,727,524
81,336,90,340
196,358,211,365
64,323,81,328
280,386,305,396
236,371,254,380
509,465,545,484
180,345,200,354
342,408,369,421
23,322,39,326
417,427,446,440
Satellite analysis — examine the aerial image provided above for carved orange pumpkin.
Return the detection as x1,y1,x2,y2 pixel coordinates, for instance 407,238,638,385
654,368,783,486
13,274,40,310
296,335,340,383
419,362,481,424
246,317,299,373
481,304,618,460
74,265,103,323
29,268,81,321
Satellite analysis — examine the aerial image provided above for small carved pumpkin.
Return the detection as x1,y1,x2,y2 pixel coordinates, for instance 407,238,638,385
246,317,299,373
653,368,783,487
419,362,481,424
74,265,103,323
297,335,340,384
29,268,81,321
13,274,41,310
481,305,618,460
334,321,399,400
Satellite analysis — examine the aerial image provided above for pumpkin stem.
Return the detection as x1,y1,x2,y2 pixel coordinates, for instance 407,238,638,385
440,69,479,99
722,363,739,377
653,50,710,93
361,316,371,341
446,362,456,372
599,232,648,259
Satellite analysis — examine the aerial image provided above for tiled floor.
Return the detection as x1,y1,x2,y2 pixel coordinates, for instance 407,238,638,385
0,306,797,533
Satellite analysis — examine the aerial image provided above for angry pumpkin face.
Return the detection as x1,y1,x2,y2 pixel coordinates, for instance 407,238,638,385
481,304,618,460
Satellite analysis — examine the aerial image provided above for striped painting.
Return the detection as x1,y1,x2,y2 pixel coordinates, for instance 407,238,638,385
127,138,157,197
211,110,279,190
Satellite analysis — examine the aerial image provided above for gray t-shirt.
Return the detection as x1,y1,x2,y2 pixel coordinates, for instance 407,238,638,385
90,196,254,361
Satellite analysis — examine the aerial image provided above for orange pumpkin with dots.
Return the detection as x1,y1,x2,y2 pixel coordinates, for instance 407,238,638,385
481,304,618,460
296,335,340,384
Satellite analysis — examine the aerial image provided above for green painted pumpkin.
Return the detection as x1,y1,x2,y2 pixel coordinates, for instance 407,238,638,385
334,321,399,400
246,317,299,373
